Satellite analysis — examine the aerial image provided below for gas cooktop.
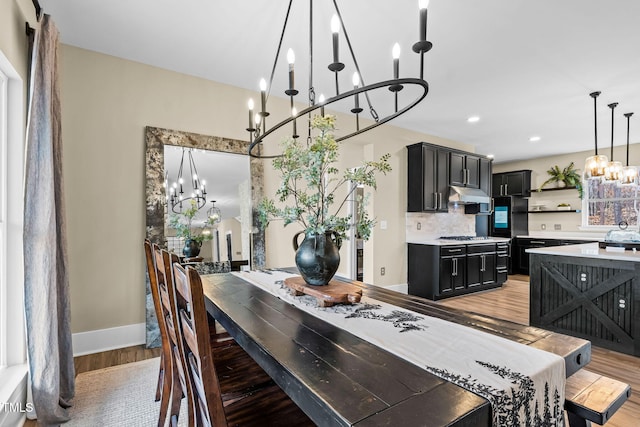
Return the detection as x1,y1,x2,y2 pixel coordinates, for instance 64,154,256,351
438,236,490,241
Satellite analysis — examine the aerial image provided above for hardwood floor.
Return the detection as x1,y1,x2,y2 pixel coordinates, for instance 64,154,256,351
23,276,638,426
439,274,640,427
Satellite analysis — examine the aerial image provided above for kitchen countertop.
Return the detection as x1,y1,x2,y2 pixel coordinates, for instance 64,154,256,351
407,237,511,246
527,242,640,262
516,233,605,241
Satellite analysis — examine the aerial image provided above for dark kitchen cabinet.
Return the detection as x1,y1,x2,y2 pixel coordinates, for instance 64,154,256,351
496,241,510,282
514,237,596,274
407,143,449,212
492,170,531,197
408,243,503,300
439,246,466,294
466,244,497,288
450,152,480,189
408,143,492,213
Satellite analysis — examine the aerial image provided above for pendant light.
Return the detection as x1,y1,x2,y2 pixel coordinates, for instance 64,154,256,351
621,112,637,185
604,102,623,181
584,91,608,178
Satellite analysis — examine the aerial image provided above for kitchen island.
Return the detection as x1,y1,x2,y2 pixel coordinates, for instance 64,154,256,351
528,242,640,356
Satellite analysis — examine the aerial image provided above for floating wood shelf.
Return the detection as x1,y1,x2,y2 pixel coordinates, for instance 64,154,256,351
533,186,578,192
528,209,581,213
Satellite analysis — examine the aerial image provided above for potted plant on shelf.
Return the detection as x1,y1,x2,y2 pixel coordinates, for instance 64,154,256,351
168,199,214,257
258,115,391,286
537,162,583,198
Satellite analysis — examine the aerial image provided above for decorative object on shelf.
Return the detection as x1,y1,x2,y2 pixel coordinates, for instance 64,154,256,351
537,162,583,198
258,116,391,285
166,147,207,213
604,102,623,181
168,199,215,257
246,0,432,158
557,203,571,211
584,91,608,178
621,112,637,185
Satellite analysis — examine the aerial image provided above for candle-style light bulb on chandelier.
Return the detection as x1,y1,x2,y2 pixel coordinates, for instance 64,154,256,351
167,148,207,213
247,0,432,158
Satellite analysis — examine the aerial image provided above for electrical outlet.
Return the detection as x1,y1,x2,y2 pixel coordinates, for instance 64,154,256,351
417,222,421,230
541,224,546,230
554,224,561,230
380,267,385,276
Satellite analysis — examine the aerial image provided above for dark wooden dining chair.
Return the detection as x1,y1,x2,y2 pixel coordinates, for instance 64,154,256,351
144,239,172,427
171,262,314,426
154,245,196,426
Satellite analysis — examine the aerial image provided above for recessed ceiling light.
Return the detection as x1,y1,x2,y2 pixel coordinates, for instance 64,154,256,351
467,116,480,123
487,154,495,159
529,136,541,142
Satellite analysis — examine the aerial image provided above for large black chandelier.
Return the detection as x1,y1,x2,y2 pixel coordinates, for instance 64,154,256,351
246,0,433,158
167,147,207,213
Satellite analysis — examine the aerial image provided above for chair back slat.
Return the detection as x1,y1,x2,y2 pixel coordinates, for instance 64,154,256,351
173,262,228,427
143,239,172,426
154,246,196,426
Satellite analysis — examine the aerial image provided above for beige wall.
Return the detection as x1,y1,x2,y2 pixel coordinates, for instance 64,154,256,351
0,0,33,80
58,44,472,334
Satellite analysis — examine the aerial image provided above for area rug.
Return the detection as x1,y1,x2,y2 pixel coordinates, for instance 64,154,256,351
67,358,187,426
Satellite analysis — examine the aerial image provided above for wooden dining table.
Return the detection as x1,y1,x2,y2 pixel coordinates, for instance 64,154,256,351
201,271,591,426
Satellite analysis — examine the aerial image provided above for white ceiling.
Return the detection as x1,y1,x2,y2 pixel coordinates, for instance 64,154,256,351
40,0,640,164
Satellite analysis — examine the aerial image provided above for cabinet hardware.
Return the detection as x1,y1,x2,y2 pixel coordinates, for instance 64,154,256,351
448,249,463,252
530,241,546,244
433,192,438,210
438,192,443,209
504,183,508,194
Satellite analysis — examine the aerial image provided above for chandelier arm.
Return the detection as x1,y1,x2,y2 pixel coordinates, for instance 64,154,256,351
177,148,186,194
188,150,198,189
267,0,295,100
331,0,377,122
249,78,428,158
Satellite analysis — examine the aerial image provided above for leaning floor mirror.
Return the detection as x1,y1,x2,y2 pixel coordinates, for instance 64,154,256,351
144,126,265,347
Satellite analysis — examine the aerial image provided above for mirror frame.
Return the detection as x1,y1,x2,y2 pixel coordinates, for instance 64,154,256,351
145,126,265,267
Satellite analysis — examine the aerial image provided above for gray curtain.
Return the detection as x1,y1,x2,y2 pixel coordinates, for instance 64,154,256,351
24,14,75,426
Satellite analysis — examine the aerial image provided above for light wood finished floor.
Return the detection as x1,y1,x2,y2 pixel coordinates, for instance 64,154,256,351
439,274,640,427
24,276,638,426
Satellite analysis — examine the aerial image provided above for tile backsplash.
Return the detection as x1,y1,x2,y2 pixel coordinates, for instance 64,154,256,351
406,206,476,240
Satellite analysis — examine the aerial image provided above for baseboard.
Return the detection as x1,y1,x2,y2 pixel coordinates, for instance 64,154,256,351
379,283,408,294
0,364,28,427
72,323,146,356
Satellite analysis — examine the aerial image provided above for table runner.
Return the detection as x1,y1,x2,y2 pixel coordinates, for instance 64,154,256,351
227,271,566,426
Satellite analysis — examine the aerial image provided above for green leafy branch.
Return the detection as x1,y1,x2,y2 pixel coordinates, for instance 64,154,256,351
258,115,391,241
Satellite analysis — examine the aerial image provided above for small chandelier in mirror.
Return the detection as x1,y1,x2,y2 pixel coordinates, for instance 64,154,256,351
207,201,222,227
167,148,207,213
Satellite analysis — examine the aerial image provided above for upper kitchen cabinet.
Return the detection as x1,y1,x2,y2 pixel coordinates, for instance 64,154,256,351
407,142,491,213
449,152,480,189
407,143,449,212
492,170,531,197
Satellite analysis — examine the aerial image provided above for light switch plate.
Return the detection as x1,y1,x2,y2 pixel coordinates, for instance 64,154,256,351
380,220,388,230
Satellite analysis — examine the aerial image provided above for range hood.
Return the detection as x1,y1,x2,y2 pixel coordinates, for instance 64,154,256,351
448,186,491,204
